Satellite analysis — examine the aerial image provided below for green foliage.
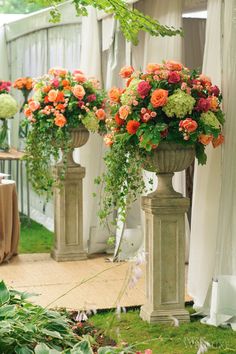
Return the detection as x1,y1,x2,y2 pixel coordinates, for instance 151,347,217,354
30,0,182,45
0,0,46,14
0,281,78,353
92,310,236,353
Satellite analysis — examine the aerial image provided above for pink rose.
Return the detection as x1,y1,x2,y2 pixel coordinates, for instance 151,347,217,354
72,85,85,100
211,85,220,97
196,98,210,112
168,71,181,84
87,94,97,102
137,81,151,97
28,100,40,112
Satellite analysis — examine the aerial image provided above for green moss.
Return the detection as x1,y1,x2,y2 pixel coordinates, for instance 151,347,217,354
91,310,236,353
19,217,53,253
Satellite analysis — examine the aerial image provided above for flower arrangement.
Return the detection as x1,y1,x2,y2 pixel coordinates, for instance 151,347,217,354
23,67,106,195
0,83,18,151
97,61,225,224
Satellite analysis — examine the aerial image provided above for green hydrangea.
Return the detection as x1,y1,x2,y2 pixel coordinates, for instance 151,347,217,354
120,78,142,105
0,94,18,119
163,89,195,118
81,112,99,132
200,111,220,129
33,90,43,103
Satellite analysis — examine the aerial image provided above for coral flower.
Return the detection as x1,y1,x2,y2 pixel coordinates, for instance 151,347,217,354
54,113,67,127
198,134,213,145
28,101,40,112
119,105,131,120
74,73,86,83
150,89,168,108
126,120,140,134
165,60,182,71
108,87,121,103
55,91,65,102
168,71,181,84
115,113,125,126
96,109,106,120
119,66,134,78
72,85,85,100
24,107,32,117
137,81,151,98
179,118,198,133
212,134,224,148
48,89,58,102
49,67,67,77
104,133,114,146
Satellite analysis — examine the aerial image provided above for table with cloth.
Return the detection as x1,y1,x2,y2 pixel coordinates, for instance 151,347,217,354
0,180,20,264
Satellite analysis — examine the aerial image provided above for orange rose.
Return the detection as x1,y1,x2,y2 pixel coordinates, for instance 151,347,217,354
119,66,134,78
208,96,219,111
43,86,51,93
108,87,121,103
150,89,168,108
165,60,183,71
56,103,66,111
48,89,58,102
199,74,212,86
28,100,40,112
24,107,32,117
72,85,85,100
62,79,70,87
146,63,161,73
212,134,224,148
54,113,67,127
96,109,106,120
55,91,65,102
119,105,131,120
198,134,213,145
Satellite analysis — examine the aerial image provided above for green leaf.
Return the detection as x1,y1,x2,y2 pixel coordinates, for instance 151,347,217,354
71,340,94,354
0,304,16,317
41,328,63,339
34,343,60,354
0,281,10,306
15,346,34,354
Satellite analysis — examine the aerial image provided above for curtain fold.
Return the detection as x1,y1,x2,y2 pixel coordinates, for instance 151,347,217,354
188,0,223,308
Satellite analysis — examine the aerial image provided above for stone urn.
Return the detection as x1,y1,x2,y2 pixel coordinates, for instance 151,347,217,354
66,126,90,166
144,142,195,197
140,142,195,324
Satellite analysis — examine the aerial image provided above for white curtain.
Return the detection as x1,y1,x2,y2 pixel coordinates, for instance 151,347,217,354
0,26,9,81
188,0,222,308
189,0,236,329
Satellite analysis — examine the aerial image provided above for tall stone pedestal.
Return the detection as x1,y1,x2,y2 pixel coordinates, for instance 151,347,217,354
140,181,190,323
51,159,87,262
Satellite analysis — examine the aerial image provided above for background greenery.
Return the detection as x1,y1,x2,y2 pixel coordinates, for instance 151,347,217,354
0,0,47,13
19,218,53,253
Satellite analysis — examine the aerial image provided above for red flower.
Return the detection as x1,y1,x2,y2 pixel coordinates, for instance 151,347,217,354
137,81,151,98
196,98,210,112
87,94,97,102
126,120,140,134
161,128,168,138
55,91,65,102
115,113,125,126
168,71,181,84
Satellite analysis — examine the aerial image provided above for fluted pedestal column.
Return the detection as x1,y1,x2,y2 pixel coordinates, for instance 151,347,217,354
140,173,190,324
51,155,87,262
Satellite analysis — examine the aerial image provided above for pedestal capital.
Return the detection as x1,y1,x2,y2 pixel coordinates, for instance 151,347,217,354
142,195,190,214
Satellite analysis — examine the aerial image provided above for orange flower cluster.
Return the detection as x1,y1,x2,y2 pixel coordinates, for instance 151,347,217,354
13,77,33,91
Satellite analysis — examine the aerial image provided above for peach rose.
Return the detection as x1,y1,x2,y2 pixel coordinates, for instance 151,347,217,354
165,60,183,71
49,67,67,77
104,133,114,146
212,134,224,148
146,63,161,73
96,109,106,120
198,134,213,145
74,73,86,83
150,89,168,108
28,100,40,112
179,118,198,133
48,89,58,102
72,85,85,100
108,87,121,103
119,105,131,120
54,113,67,127
119,66,134,78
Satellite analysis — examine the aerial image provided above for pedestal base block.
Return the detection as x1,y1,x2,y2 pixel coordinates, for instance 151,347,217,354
51,249,87,262
140,305,190,324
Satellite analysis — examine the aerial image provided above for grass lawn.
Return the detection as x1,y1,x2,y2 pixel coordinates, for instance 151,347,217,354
19,217,54,253
91,310,236,353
